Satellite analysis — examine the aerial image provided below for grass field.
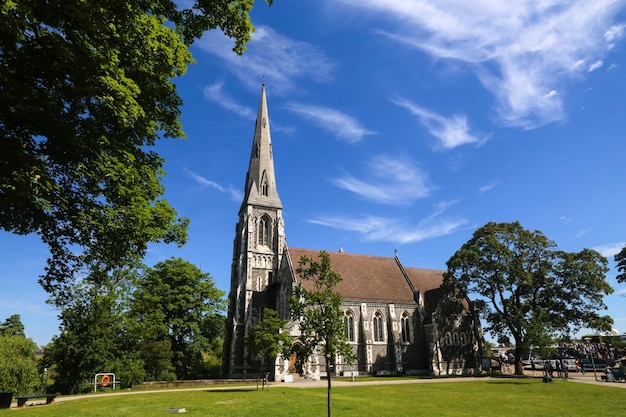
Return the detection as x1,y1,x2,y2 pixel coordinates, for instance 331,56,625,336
2,379,625,416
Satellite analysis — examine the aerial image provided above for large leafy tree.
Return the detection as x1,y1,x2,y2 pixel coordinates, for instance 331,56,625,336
245,308,293,374
290,251,355,417
43,268,141,394
0,0,271,292
444,222,613,375
131,258,226,379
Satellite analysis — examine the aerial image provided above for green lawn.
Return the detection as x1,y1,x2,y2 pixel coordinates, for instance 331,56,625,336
2,379,625,416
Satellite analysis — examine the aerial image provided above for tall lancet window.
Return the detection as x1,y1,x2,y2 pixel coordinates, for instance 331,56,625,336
373,311,384,342
344,310,355,342
258,215,271,247
401,312,411,343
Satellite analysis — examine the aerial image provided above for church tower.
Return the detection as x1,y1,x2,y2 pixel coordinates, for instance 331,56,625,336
223,83,286,377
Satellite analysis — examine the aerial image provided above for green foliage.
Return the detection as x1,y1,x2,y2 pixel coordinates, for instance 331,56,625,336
0,335,40,395
131,258,226,379
444,221,613,374
0,0,272,293
0,314,25,337
497,335,511,346
616,244,626,284
290,250,356,417
44,285,124,394
43,259,226,392
246,308,292,371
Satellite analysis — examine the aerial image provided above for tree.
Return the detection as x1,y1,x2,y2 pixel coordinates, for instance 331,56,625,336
0,335,40,395
44,273,131,394
444,221,613,375
0,0,272,292
245,308,293,374
0,314,25,337
616,245,626,284
290,251,355,417
131,258,226,379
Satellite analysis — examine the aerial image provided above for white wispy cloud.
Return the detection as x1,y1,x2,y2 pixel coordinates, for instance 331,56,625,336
308,204,468,243
593,242,626,258
392,98,484,149
197,25,335,94
478,180,502,195
184,169,242,201
203,81,254,119
337,0,626,128
332,155,431,205
588,60,604,72
285,103,375,143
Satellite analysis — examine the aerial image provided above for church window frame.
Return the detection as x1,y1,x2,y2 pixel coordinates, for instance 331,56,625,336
373,311,384,343
344,310,355,342
401,312,411,343
257,215,272,247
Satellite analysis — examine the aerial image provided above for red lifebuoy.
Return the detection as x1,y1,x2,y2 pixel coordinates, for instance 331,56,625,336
101,374,111,387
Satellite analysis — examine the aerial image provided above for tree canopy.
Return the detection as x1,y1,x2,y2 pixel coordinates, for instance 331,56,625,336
245,308,292,373
444,221,613,374
0,0,271,291
616,245,626,284
131,258,226,379
0,314,25,337
43,258,225,393
0,334,40,395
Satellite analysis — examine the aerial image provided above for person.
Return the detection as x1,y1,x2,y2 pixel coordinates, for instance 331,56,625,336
555,360,562,378
543,361,553,383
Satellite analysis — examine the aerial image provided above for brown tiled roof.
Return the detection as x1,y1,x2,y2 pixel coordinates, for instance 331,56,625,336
405,267,445,314
287,248,444,304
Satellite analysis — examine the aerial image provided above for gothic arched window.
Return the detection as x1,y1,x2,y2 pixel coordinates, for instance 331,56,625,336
258,215,271,247
344,310,355,342
373,311,384,342
401,312,411,343
261,181,269,196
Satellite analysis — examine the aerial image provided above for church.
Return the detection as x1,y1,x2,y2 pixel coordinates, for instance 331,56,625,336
222,84,484,380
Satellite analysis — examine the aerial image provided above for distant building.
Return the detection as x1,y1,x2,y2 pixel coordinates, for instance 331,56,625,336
222,84,483,380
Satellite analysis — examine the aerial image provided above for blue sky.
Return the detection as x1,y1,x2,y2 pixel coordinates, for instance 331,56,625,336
2,0,626,347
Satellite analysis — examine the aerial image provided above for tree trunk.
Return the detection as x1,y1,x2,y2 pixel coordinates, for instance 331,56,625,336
514,342,524,375
326,355,332,417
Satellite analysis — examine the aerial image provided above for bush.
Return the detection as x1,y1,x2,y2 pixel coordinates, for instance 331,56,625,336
0,336,40,395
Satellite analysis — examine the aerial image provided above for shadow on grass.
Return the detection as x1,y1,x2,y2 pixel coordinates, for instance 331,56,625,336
204,389,258,393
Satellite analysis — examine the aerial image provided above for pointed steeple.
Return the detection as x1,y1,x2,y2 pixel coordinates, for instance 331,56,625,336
240,82,282,213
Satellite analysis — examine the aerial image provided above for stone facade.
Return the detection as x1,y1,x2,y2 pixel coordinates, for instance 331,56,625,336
222,84,483,379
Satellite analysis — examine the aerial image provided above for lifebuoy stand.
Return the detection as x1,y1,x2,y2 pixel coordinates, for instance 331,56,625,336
94,373,118,392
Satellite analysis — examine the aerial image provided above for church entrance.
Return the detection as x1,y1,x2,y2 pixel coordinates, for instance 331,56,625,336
290,342,306,375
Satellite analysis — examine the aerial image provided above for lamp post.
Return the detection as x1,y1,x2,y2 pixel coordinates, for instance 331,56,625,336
584,337,598,381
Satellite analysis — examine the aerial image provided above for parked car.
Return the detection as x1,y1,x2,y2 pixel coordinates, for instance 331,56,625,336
522,358,545,370
582,357,614,370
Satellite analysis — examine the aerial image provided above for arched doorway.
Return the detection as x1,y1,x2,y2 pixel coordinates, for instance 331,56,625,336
290,342,306,375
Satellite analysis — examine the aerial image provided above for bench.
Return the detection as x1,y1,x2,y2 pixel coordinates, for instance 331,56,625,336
16,394,56,407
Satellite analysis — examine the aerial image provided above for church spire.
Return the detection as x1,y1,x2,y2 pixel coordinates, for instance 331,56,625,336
240,83,282,213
